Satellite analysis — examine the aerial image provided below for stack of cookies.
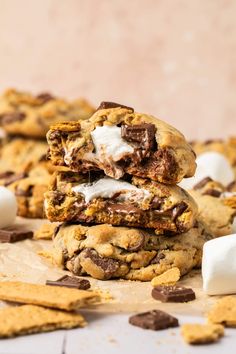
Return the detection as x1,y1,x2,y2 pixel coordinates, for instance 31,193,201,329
45,102,212,281
0,88,94,218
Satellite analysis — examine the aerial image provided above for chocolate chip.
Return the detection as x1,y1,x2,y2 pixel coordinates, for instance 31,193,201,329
107,203,142,215
193,177,213,190
172,202,188,221
205,139,223,145
152,285,196,303
96,101,134,112
127,232,145,252
4,172,27,186
0,171,14,179
129,310,179,331
15,186,33,197
36,92,54,103
150,252,165,264
0,229,33,243
46,275,90,290
227,181,236,192
81,248,120,279
202,189,222,198
121,123,156,151
1,112,26,124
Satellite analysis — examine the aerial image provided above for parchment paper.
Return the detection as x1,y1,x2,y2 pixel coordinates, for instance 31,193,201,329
0,217,220,316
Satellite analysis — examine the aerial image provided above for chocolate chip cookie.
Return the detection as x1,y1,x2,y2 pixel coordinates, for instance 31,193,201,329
44,170,198,234
0,88,94,138
47,102,196,184
51,221,212,281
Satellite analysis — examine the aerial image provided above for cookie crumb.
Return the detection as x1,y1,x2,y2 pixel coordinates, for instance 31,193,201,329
181,323,224,344
151,267,180,287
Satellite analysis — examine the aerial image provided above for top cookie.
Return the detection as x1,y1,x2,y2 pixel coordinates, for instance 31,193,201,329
47,102,196,184
0,89,95,138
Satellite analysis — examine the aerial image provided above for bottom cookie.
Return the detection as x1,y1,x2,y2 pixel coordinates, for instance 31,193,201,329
51,221,212,281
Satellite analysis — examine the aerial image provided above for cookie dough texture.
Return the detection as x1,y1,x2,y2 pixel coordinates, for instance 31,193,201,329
45,171,198,234
0,88,94,138
47,106,196,184
0,281,99,311
0,305,86,338
51,222,212,281
208,296,236,327
181,323,224,344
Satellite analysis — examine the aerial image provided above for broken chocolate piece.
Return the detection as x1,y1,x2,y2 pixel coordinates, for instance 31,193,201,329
46,275,90,290
4,172,28,187
121,123,156,151
202,189,221,198
1,112,26,124
96,101,134,112
152,285,196,303
129,310,179,330
227,181,236,192
0,171,14,179
172,202,188,221
0,229,33,243
193,177,213,190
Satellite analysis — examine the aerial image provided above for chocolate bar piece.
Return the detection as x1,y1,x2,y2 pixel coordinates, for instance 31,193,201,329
96,101,134,112
129,310,179,330
152,285,196,303
0,229,33,243
46,275,90,290
4,172,27,186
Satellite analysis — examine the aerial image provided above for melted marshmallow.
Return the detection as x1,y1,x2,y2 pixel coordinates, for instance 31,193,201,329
0,187,17,228
72,177,151,203
90,125,134,161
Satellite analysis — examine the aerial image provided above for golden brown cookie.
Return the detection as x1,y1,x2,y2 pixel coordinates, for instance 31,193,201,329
47,103,196,184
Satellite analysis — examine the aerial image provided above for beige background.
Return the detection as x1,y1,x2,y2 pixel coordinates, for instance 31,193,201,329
0,0,235,140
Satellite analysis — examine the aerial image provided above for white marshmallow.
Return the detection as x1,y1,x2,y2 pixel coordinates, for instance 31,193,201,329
90,125,134,161
202,234,236,295
0,187,17,228
72,177,151,204
179,152,234,190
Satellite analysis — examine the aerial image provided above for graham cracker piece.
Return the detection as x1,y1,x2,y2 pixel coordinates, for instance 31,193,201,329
34,223,58,240
181,323,224,344
0,305,86,338
151,267,180,287
207,296,236,327
0,281,100,311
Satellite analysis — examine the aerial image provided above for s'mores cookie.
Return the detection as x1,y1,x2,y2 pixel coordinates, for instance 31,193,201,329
44,171,197,234
51,221,212,281
0,88,95,138
47,102,196,184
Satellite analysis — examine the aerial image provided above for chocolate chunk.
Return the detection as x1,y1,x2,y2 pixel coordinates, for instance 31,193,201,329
152,285,196,303
46,275,90,290
172,202,188,221
2,112,26,124
4,172,27,187
0,171,14,179
0,229,33,243
15,186,33,197
193,177,213,190
81,248,120,279
107,203,142,215
36,92,54,104
127,232,145,252
129,310,179,330
227,181,236,192
202,189,221,198
121,123,156,151
96,101,134,112
150,252,165,264
205,139,223,145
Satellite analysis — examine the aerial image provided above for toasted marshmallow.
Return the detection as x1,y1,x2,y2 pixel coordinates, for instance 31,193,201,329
0,187,17,228
179,152,234,190
202,234,236,295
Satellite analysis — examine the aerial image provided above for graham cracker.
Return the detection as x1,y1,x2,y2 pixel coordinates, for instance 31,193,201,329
34,223,58,240
151,267,180,287
0,281,100,311
181,323,224,344
207,296,236,327
0,304,86,338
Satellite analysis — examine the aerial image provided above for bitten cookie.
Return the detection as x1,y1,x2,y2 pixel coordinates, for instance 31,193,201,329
44,171,198,234
0,88,95,138
47,102,196,184
50,221,212,281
